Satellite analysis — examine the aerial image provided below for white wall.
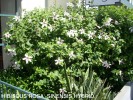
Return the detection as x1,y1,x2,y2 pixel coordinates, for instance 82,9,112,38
21,0,46,11
21,0,71,12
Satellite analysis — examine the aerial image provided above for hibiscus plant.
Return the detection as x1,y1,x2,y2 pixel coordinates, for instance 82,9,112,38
2,1,133,98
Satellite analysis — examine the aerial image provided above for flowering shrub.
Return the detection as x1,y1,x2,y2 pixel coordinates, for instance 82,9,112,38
96,6,133,91
3,4,133,94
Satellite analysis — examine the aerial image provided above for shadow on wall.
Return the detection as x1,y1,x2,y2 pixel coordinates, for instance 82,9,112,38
47,0,71,9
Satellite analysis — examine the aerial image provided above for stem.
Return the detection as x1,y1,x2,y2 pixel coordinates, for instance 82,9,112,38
64,64,71,92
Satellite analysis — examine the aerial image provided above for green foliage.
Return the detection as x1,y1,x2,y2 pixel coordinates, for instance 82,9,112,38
2,2,133,97
67,67,115,100
0,67,115,100
96,6,133,91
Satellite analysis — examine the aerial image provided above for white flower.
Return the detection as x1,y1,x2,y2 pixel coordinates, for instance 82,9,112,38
60,17,66,22
79,29,85,34
64,11,70,17
55,57,64,65
102,61,111,68
88,31,95,39
108,18,113,22
69,51,75,59
22,54,33,64
104,18,113,26
59,88,66,94
53,12,59,20
53,12,56,15
13,16,20,21
119,70,122,76
118,59,124,65
67,2,74,7
104,35,110,40
7,49,16,56
129,27,133,33
40,19,48,28
53,15,59,20
98,35,102,39
67,30,78,37
115,20,119,25
64,11,71,20
57,37,64,45
4,32,11,38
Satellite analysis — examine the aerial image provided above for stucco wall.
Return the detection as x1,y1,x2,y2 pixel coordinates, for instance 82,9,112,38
21,0,71,11
21,0,46,11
